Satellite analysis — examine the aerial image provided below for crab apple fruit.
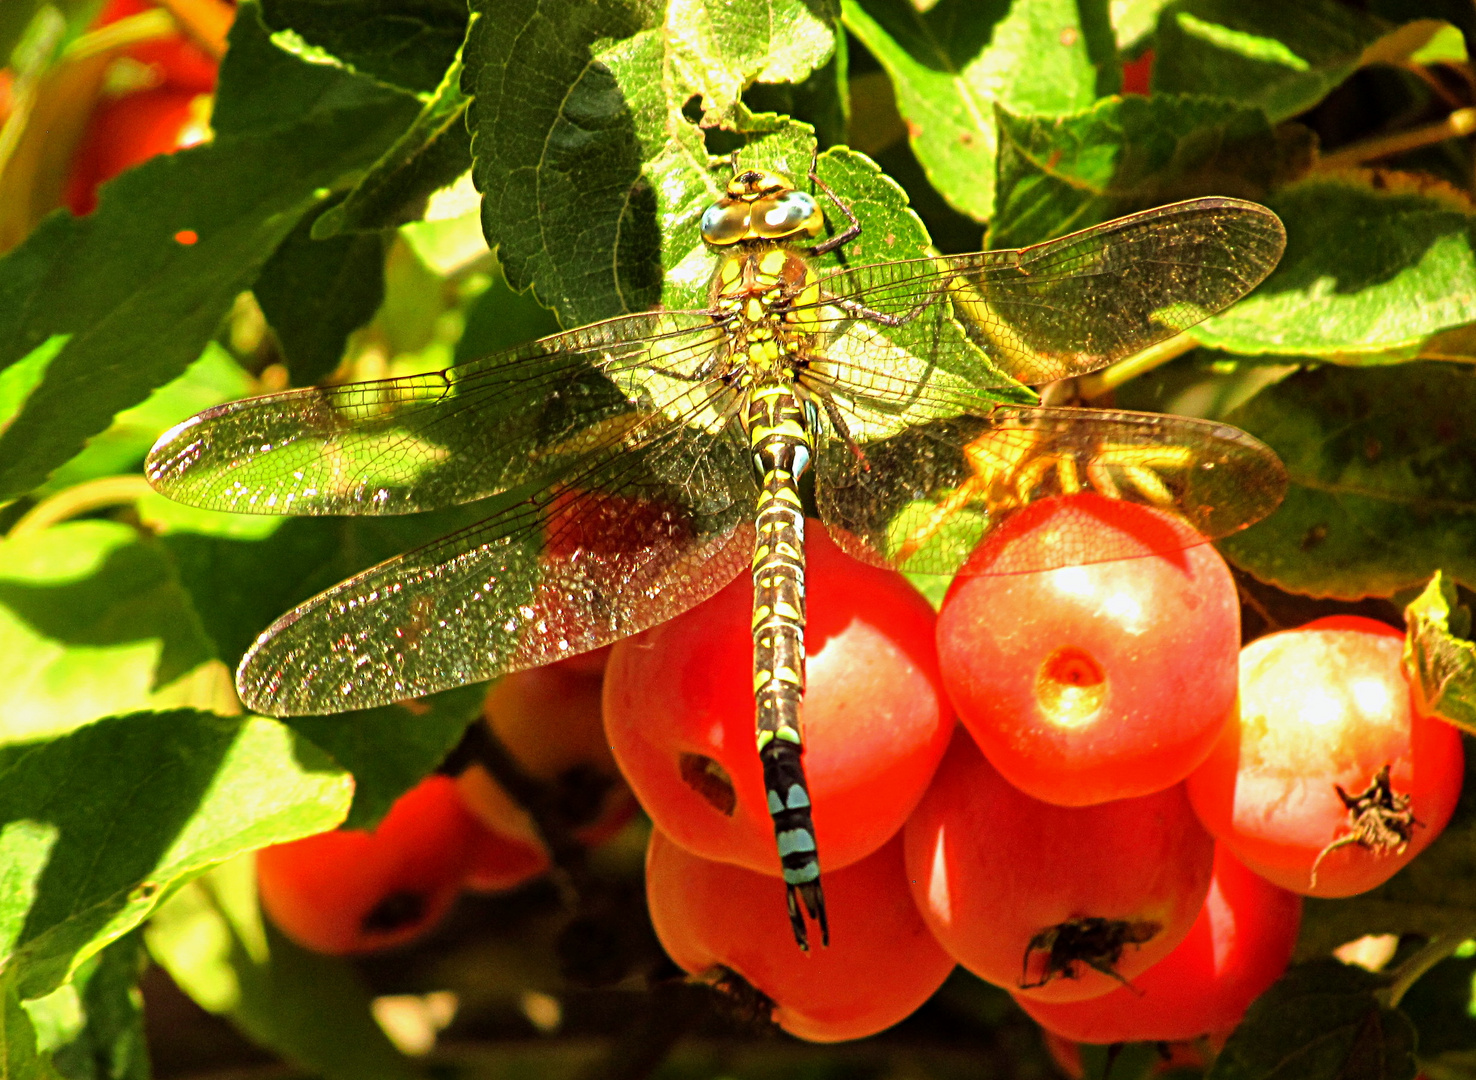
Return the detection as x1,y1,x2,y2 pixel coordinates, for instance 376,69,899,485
256,775,479,954
905,729,1214,1003
936,492,1240,807
456,653,634,887
646,827,954,1042
1017,845,1301,1042
1187,616,1464,897
605,521,952,876
462,822,551,892
64,0,219,216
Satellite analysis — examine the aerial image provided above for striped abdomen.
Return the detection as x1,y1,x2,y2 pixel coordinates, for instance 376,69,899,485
746,381,827,950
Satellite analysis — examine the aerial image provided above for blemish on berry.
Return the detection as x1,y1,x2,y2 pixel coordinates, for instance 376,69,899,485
1036,646,1106,729
680,752,737,815
361,889,428,935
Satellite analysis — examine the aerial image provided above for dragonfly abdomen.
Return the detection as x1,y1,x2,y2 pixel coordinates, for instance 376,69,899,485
746,381,827,950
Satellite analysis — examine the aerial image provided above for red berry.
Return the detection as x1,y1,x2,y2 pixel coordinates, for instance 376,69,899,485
65,89,210,215
462,823,551,892
256,776,478,954
1017,846,1302,1041
457,656,635,887
604,521,952,876
646,827,954,1042
937,492,1239,806
904,729,1214,1002
1187,616,1464,897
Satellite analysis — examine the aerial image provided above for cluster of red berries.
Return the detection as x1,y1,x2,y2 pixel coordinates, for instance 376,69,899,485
257,491,1465,1048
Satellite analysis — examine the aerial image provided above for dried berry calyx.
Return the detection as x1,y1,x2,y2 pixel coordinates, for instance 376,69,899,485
1309,764,1422,888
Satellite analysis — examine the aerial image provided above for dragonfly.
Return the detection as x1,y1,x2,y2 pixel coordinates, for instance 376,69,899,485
146,155,1288,952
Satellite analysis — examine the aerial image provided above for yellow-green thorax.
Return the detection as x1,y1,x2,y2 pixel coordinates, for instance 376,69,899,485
701,167,828,388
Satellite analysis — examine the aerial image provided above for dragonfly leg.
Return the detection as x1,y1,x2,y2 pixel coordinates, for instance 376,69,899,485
809,383,870,469
829,292,942,328
806,163,863,257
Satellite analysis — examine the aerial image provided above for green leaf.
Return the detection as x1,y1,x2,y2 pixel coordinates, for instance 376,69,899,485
463,0,661,324
258,0,468,94
288,682,486,829
146,860,416,1080
1209,960,1417,1080
2,974,65,1080
1112,0,1176,50
0,6,420,502
843,0,1111,223
0,522,220,744
253,205,389,386
0,710,351,1000
1154,0,1429,123
35,345,254,499
1398,952,1476,1077
25,933,149,1080
1404,572,1476,735
1196,176,1476,359
312,52,473,238
464,0,837,325
988,94,1293,249
1219,364,1476,599
147,501,493,824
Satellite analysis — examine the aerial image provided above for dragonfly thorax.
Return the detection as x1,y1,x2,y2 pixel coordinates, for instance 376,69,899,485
710,245,824,383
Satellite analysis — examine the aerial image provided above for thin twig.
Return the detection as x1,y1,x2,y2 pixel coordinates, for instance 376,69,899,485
8,475,154,537
1315,107,1476,172
1379,928,1476,1009
1078,333,1198,400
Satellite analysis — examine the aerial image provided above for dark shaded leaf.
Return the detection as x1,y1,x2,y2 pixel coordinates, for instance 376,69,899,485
1154,0,1429,123
1209,960,1417,1080
1220,364,1476,599
288,682,486,829
2,974,65,1080
253,204,389,386
311,52,473,237
988,94,1299,250
259,0,468,94
29,933,149,1080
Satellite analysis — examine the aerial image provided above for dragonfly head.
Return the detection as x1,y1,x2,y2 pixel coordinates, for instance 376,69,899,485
700,168,824,247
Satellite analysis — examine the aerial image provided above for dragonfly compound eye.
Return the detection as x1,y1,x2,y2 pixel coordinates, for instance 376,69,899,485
701,199,752,246
751,191,824,240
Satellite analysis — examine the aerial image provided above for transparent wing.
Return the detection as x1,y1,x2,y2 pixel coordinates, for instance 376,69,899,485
816,406,1288,577
237,419,755,716
804,198,1286,394
146,310,726,516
